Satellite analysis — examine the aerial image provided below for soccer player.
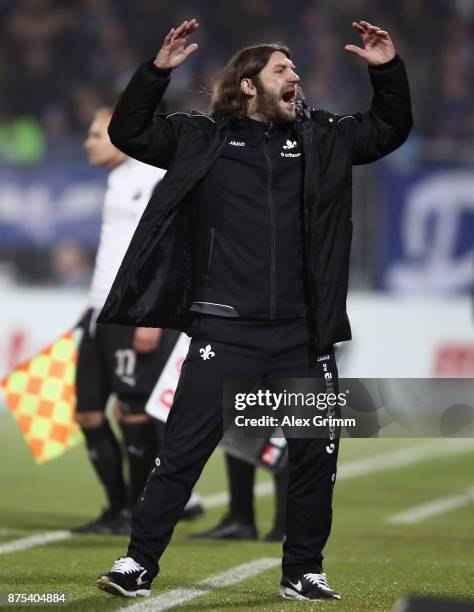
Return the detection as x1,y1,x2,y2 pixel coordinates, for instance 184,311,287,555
74,107,182,535
96,19,412,599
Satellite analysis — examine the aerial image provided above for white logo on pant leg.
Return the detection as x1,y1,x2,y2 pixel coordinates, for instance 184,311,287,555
326,443,335,454
283,140,297,149
200,344,215,360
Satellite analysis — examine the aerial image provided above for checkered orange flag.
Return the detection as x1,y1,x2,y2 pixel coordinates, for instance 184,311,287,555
0,328,83,464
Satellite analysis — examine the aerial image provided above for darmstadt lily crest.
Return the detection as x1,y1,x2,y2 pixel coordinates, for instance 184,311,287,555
200,344,215,360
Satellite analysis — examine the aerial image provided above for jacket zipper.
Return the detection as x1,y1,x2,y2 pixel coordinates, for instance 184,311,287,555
297,123,319,346
264,124,276,319
303,208,318,343
205,227,215,281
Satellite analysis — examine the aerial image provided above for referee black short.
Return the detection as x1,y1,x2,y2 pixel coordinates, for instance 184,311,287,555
76,309,180,415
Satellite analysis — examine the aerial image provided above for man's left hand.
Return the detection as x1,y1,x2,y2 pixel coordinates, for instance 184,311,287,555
133,327,162,352
345,21,396,65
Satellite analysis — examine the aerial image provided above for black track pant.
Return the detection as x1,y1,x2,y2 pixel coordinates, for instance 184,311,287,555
128,315,340,578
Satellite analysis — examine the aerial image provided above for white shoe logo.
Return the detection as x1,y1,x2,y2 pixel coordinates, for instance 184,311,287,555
136,570,147,586
283,139,297,150
200,344,215,360
288,579,302,591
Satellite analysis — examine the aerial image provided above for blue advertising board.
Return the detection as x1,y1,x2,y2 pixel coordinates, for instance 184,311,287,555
377,164,474,294
0,161,105,247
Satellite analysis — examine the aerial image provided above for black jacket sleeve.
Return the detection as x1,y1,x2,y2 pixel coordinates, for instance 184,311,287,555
108,60,177,169
337,55,413,165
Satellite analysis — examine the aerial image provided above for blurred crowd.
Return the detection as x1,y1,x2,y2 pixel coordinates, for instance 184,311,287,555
0,0,472,289
0,0,473,163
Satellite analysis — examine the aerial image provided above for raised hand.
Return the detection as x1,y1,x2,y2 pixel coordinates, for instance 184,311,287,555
153,19,199,70
344,20,396,65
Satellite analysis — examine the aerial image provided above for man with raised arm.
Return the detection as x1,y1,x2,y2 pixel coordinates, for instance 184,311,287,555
96,19,411,601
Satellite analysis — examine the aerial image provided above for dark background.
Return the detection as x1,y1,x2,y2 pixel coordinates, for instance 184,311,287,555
0,0,472,292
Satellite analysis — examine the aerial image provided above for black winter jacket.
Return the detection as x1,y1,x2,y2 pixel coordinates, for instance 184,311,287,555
98,55,412,348
190,117,307,320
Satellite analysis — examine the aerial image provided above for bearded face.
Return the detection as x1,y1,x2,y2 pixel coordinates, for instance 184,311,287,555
254,75,302,123
240,50,302,123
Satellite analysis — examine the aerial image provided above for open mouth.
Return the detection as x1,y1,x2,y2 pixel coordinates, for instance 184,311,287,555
281,88,296,108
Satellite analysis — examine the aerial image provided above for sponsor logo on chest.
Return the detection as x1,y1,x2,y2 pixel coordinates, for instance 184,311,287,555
281,139,301,158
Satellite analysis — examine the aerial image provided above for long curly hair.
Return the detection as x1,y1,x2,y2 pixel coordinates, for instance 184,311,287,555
209,43,291,120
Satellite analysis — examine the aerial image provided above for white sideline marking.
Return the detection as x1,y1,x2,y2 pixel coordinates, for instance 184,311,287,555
2,439,473,555
388,486,474,524
0,530,71,554
121,557,279,611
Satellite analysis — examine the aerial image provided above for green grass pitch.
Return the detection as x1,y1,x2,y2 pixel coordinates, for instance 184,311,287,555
0,409,473,611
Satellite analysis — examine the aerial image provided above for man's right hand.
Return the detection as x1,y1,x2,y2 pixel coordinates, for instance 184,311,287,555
153,19,199,71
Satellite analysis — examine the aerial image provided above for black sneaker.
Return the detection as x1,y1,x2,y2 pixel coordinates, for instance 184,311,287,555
181,493,205,521
262,526,286,542
72,507,131,535
188,514,258,540
96,556,153,597
280,572,341,600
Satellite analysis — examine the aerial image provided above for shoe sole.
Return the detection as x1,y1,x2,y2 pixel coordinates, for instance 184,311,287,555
279,586,342,601
279,586,309,601
96,575,150,598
